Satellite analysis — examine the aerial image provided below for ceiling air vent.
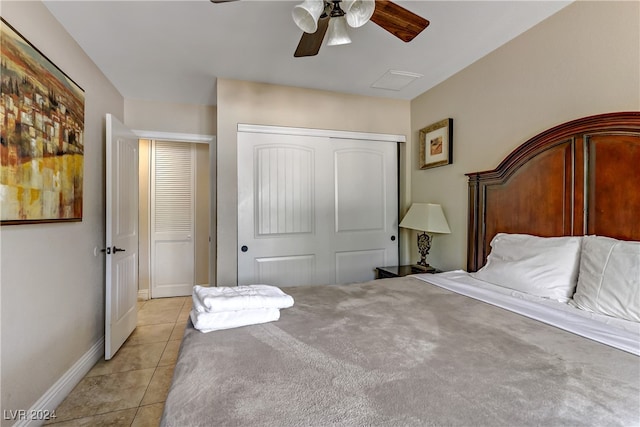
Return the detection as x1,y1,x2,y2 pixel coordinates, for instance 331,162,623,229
371,70,423,91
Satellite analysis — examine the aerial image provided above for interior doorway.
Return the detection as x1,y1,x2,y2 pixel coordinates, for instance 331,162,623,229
137,134,214,299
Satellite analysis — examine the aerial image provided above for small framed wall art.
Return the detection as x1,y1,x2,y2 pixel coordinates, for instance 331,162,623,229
0,18,85,224
419,118,452,169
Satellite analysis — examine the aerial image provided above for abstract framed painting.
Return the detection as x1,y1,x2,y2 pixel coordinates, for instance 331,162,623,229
419,118,453,170
1,17,85,225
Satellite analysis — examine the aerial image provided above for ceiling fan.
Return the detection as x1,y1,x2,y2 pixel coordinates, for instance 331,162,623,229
210,0,429,57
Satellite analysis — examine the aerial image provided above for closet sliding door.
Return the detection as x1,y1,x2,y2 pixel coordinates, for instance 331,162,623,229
331,138,398,284
237,126,400,286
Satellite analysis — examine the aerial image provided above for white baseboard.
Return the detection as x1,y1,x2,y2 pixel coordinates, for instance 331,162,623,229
137,289,149,301
13,338,104,427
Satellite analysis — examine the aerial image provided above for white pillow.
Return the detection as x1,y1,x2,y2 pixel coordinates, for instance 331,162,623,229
572,235,640,322
471,233,582,302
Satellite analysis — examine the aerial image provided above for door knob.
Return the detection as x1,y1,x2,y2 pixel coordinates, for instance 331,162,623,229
391,235,396,241
241,245,248,252
113,246,126,253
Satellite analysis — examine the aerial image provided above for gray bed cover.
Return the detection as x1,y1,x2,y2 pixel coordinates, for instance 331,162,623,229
161,276,640,426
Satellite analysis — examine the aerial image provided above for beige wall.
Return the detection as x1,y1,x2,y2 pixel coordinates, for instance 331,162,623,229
139,140,152,295
216,79,412,284
409,0,640,271
124,98,217,135
194,143,211,285
1,1,124,421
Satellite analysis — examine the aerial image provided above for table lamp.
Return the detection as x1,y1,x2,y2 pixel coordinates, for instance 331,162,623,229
399,203,451,269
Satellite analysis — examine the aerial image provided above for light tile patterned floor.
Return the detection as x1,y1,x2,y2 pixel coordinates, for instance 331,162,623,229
46,297,191,427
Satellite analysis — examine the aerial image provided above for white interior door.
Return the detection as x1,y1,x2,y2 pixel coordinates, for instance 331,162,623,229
238,130,398,286
238,132,333,286
331,138,398,284
105,114,139,360
150,141,195,298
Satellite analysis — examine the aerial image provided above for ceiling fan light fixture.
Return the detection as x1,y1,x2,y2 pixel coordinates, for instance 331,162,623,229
326,15,352,46
292,0,326,34
343,0,375,28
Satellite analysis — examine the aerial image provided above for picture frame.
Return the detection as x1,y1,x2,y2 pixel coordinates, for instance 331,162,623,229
419,118,453,169
1,18,85,225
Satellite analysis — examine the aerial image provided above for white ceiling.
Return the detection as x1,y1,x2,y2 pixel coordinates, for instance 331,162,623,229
43,0,571,106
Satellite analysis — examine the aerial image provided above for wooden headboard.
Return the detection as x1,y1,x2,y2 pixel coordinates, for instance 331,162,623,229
466,112,640,272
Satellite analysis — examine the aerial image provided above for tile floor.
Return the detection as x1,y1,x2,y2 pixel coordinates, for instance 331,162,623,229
46,297,191,427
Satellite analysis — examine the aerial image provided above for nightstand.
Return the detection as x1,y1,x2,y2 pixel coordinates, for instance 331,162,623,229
375,265,439,279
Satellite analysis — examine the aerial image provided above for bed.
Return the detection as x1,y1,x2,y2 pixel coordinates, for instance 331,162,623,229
161,112,640,427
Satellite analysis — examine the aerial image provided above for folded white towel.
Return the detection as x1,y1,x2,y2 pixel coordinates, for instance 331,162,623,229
190,308,280,333
192,284,294,313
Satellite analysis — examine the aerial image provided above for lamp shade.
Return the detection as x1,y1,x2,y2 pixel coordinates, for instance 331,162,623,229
399,203,451,234
326,16,352,46
292,0,325,33
343,0,375,28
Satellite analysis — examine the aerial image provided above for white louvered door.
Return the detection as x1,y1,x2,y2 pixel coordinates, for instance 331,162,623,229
150,141,195,298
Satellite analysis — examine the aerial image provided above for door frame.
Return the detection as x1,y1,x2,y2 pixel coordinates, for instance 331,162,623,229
237,124,406,143
133,130,216,297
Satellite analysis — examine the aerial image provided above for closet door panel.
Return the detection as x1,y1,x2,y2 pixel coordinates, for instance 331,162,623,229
238,132,333,286
332,139,398,284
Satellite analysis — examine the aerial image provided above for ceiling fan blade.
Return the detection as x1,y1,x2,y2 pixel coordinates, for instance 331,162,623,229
294,16,330,58
370,0,429,43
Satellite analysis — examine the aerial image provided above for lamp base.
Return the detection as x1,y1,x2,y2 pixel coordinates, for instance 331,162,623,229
416,231,432,268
